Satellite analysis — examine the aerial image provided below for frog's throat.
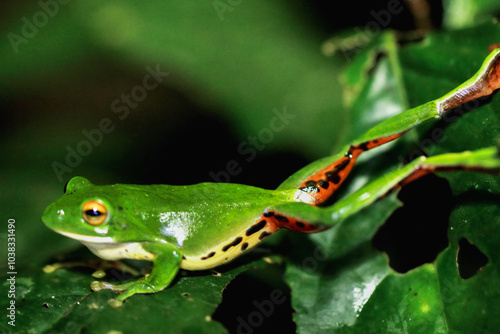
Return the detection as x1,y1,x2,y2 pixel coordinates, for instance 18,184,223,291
54,230,155,262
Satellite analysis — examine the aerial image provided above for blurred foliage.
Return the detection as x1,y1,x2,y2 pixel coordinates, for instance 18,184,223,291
1,0,500,333
442,0,500,29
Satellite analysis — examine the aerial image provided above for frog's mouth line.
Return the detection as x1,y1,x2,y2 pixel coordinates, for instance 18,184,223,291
54,230,156,261
54,230,115,243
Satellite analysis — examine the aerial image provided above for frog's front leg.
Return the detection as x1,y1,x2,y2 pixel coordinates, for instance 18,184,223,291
91,244,182,307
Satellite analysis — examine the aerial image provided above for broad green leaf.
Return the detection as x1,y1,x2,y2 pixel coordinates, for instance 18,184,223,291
336,265,447,334
340,30,409,144
0,249,274,333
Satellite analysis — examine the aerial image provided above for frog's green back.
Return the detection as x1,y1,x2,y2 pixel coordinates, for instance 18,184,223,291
132,182,296,256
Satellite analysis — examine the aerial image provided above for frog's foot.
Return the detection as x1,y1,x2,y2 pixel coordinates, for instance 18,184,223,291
90,248,182,307
91,280,130,293
44,259,140,277
43,259,104,273
90,279,137,308
91,276,159,308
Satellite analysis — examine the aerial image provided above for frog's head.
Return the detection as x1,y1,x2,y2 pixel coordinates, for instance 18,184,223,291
42,176,146,246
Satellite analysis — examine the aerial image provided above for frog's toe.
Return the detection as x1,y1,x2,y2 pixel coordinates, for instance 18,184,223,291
91,281,103,291
108,298,124,308
91,269,106,279
91,280,120,292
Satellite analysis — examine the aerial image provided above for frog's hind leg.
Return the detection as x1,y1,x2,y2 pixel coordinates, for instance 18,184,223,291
259,210,329,234
273,146,500,229
294,133,403,205
280,48,500,206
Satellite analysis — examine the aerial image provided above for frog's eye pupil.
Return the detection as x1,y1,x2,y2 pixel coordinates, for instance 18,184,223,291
82,201,108,226
85,209,101,217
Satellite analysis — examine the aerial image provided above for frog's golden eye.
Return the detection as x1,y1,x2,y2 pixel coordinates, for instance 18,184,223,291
82,201,108,226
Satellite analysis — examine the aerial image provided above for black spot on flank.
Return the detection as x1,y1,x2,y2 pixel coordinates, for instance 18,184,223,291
241,242,249,251
231,237,243,247
274,215,289,223
325,159,349,184
335,159,350,172
259,231,271,240
318,181,329,189
296,222,305,228
326,172,341,184
246,220,267,236
305,181,317,187
118,206,124,211
358,142,369,151
201,252,216,260
263,211,274,217
222,237,243,252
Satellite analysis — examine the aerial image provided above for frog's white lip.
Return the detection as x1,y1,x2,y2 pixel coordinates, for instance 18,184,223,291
55,230,115,243
54,230,155,262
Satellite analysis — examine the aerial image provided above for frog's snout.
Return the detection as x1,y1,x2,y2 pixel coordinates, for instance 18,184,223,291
42,202,60,227
42,204,51,224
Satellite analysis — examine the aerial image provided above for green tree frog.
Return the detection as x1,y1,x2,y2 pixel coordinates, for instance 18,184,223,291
42,48,500,307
